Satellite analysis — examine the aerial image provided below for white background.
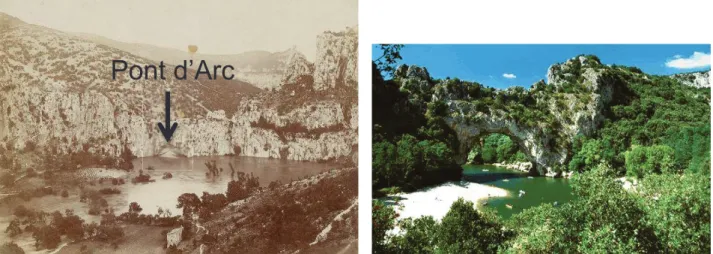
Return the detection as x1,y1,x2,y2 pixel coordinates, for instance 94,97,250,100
357,0,713,252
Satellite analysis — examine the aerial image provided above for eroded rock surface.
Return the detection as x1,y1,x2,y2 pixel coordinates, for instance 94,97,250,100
671,70,710,88
394,56,616,175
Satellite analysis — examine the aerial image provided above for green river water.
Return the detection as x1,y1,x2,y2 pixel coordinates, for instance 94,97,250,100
462,164,575,219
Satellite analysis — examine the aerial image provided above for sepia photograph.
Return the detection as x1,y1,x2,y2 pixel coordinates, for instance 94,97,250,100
0,0,358,253
371,44,710,253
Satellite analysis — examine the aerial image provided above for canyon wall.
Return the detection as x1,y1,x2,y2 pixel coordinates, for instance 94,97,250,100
0,13,358,167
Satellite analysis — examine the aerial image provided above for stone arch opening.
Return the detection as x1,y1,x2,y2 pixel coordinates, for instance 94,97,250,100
394,57,615,177
444,114,568,177
456,128,538,173
464,132,530,167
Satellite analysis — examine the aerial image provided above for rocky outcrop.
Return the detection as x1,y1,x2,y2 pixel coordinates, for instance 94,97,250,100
166,227,183,248
0,13,357,167
395,56,615,176
232,48,302,91
281,51,315,85
180,167,358,253
671,70,710,88
492,161,532,173
313,27,358,91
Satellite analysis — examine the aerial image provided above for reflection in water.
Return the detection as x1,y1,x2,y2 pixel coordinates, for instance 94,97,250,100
108,156,337,215
462,164,574,219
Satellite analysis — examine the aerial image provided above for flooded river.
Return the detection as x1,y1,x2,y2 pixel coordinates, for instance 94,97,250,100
109,156,338,215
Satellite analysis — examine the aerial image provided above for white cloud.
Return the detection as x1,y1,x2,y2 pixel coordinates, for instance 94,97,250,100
502,73,517,79
665,52,710,69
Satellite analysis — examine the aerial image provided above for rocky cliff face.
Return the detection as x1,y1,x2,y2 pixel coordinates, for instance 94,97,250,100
313,27,358,91
671,70,710,88
231,48,302,91
0,13,357,168
281,51,315,85
395,56,615,175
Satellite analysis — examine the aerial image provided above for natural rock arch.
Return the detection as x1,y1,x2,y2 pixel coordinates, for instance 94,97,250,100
393,55,617,176
445,113,563,175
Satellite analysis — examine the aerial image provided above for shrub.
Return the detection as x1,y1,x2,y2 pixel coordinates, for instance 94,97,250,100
226,172,260,202
32,225,61,250
99,188,121,195
26,168,37,177
372,200,397,253
0,173,15,187
129,202,143,213
13,205,33,217
0,242,24,254
625,145,676,178
5,219,22,237
388,216,438,253
437,198,510,253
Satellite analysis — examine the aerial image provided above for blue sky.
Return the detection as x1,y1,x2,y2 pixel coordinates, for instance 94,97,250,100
372,44,711,89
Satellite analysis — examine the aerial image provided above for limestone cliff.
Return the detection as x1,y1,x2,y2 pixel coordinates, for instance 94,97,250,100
394,54,708,176
671,70,710,88
0,13,357,168
394,55,617,175
313,27,358,91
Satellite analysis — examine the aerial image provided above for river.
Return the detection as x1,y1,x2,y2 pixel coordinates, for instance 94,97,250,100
462,164,574,219
107,156,338,215
1,156,338,220
0,155,339,253
382,164,575,231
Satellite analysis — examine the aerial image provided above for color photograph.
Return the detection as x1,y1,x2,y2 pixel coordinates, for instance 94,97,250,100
372,44,710,253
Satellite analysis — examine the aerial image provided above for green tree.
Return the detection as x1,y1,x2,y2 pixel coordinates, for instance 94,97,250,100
374,44,405,76
625,145,676,178
578,225,638,253
388,216,438,254
637,173,710,252
507,203,577,252
373,200,397,253
372,141,398,189
495,136,517,162
481,144,496,163
568,139,614,172
571,163,659,252
418,140,455,174
436,198,510,253
395,134,420,184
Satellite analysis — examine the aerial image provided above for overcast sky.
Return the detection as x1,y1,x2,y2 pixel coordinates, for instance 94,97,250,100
0,0,357,60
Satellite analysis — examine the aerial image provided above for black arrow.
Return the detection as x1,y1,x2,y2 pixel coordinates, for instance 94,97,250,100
157,90,178,142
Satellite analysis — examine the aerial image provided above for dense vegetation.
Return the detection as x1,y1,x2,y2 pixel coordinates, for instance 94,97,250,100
1,161,266,252
5,207,125,250
372,45,710,253
467,134,528,164
372,54,461,193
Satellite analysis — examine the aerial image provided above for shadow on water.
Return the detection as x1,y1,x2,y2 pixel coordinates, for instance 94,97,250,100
380,196,409,206
462,172,528,183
